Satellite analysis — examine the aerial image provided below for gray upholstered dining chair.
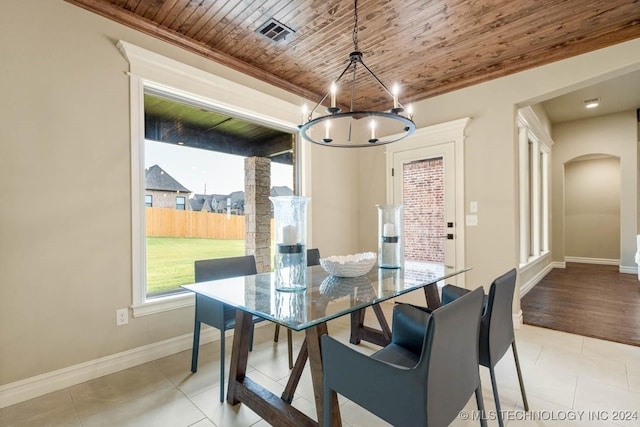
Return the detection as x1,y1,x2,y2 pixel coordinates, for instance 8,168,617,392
441,268,529,427
192,255,292,402
274,247,321,369
321,287,487,427
306,247,321,267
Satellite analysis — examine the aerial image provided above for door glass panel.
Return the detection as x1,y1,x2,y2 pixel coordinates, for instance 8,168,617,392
402,157,445,265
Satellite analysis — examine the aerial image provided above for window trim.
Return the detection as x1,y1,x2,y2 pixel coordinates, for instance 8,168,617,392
518,107,553,267
176,195,186,210
118,41,303,317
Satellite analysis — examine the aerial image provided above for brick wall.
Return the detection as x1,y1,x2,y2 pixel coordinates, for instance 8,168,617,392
402,157,444,263
145,189,191,210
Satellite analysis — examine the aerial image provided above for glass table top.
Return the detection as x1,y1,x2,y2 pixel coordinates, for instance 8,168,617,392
182,263,469,331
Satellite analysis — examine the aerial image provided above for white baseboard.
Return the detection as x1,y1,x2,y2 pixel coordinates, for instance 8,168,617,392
513,309,523,329
619,265,639,275
0,327,223,409
520,262,554,297
564,256,619,265
564,257,638,276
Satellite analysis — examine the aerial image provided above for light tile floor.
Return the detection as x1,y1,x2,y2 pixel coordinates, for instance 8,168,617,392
2,303,640,427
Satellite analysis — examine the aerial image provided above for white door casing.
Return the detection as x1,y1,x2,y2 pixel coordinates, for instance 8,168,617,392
385,118,469,303
393,143,456,268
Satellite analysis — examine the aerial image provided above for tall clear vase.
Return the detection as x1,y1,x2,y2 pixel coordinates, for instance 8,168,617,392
377,204,403,269
270,196,310,291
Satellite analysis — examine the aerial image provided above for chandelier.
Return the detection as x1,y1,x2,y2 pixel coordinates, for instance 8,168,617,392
299,0,416,147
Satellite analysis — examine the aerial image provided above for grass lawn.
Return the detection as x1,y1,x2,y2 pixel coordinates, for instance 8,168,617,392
146,236,245,295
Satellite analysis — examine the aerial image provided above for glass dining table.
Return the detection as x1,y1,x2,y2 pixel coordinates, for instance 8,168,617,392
182,262,469,427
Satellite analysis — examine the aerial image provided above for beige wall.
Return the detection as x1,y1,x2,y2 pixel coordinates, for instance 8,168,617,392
354,40,640,313
308,144,361,257
564,156,621,260
2,0,640,397
551,112,638,266
0,0,358,388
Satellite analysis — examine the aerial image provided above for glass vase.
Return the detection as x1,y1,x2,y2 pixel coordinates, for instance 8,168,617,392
270,196,310,291
275,290,307,326
377,204,403,269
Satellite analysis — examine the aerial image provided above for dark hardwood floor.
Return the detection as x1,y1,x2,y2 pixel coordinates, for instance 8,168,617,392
521,262,640,347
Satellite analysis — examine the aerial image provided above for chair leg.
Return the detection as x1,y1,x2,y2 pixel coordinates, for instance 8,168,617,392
219,330,225,402
323,383,333,427
287,328,293,369
489,366,504,427
191,320,201,373
274,324,294,369
475,385,488,427
512,340,529,411
274,324,280,342
249,324,254,352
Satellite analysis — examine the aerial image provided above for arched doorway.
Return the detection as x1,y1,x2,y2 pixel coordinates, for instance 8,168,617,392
564,155,621,264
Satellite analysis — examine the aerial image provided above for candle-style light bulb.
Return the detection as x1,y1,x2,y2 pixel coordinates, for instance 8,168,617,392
392,83,399,109
325,121,330,139
301,104,308,124
407,104,413,120
330,82,337,108
370,119,376,140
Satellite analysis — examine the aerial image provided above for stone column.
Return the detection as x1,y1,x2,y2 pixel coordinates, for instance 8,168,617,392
244,157,272,273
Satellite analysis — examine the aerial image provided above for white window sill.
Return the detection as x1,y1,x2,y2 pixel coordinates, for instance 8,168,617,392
132,292,194,317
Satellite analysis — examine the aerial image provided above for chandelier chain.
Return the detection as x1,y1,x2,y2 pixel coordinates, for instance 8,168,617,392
352,0,359,51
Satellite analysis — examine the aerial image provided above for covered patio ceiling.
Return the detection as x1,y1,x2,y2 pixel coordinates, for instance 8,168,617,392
144,91,294,165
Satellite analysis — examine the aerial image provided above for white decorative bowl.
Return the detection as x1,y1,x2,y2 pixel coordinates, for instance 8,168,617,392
319,252,376,277
320,275,374,299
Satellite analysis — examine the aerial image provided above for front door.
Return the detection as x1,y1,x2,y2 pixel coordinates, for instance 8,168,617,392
392,142,457,304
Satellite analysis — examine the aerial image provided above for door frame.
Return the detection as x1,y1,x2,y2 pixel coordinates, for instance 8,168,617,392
385,117,470,286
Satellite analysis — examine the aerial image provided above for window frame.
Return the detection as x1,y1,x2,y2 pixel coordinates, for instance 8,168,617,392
518,107,552,267
176,195,186,210
119,41,305,317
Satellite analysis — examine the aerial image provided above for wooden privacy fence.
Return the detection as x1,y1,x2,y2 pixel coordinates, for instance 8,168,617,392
146,207,273,239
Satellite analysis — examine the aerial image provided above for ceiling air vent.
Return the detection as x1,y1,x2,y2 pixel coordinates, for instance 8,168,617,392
256,18,294,43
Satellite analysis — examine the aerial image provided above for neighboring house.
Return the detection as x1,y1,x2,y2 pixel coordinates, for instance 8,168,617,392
227,190,245,215
144,164,191,210
270,186,294,216
270,186,293,197
188,193,226,213
189,186,294,215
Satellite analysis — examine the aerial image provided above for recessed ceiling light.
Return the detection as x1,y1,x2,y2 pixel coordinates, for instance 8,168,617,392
584,98,600,109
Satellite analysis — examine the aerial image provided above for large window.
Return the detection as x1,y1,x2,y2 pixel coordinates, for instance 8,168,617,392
518,107,551,266
119,41,302,316
141,87,295,301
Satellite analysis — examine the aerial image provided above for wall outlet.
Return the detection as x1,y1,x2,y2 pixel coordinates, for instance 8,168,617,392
465,214,478,226
116,308,129,326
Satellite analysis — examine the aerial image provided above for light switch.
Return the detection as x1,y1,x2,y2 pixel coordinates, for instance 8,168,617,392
470,201,478,213
466,215,478,226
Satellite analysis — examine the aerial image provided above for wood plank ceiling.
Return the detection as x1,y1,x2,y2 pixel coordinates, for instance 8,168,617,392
66,0,640,111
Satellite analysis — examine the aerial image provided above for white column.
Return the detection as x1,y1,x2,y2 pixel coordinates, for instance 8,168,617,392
541,150,550,252
531,136,541,257
518,125,530,264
